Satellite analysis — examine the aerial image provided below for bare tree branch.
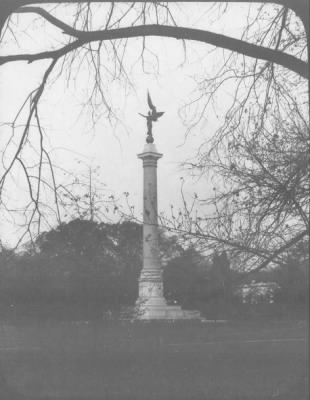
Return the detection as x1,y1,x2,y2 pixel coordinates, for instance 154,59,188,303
1,14,308,78
15,6,82,37
243,229,308,276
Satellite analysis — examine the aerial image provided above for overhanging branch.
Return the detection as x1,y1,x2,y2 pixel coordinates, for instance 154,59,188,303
1,15,308,79
16,6,82,37
0,39,87,65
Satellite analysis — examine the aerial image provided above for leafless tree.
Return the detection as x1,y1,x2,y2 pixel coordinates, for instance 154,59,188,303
0,1,308,255
161,99,308,273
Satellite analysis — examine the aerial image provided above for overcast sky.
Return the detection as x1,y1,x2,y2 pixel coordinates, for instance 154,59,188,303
0,2,262,247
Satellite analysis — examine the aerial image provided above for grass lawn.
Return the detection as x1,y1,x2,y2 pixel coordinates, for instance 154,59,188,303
0,320,308,400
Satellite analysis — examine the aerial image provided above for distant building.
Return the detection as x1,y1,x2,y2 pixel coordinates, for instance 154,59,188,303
235,280,280,304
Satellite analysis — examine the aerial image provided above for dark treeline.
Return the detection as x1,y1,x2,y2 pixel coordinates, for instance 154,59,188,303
0,219,308,320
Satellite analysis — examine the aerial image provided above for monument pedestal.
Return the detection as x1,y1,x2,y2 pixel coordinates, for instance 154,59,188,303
137,268,201,320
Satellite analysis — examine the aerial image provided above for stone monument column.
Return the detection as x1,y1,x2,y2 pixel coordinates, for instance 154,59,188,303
136,143,168,318
134,91,201,320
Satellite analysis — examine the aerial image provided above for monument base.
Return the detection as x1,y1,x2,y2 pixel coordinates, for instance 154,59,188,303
130,269,203,320
136,304,202,320
119,298,202,321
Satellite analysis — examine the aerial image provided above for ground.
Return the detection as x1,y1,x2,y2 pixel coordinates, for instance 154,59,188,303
0,319,308,400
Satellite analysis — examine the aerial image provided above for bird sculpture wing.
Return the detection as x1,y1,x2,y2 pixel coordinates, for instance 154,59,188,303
155,112,164,118
138,113,148,118
147,91,156,111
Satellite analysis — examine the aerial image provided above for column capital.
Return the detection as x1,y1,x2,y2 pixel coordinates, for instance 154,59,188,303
137,143,163,161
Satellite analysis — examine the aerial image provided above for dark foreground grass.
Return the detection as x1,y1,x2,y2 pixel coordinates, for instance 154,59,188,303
0,320,308,400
